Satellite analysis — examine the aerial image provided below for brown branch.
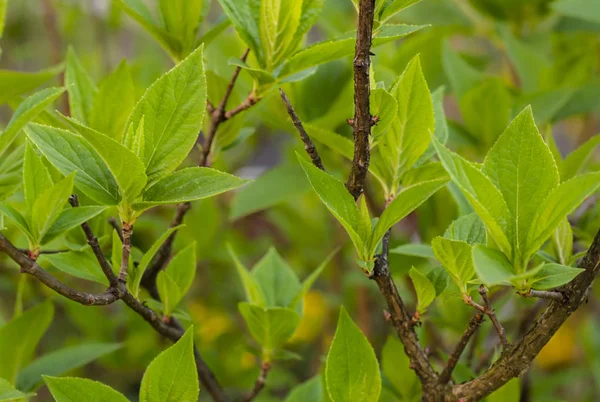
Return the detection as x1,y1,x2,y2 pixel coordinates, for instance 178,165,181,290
278,88,325,171
243,362,271,402
370,230,437,385
17,248,69,255
346,0,375,200
108,217,124,242
118,223,133,282
451,227,600,400
463,287,509,350
523,289,564,301
223,93,259,121
438,313,484,385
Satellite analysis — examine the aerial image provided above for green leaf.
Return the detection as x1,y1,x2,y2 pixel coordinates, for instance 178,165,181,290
0,302,54,383
487,379,520,402
303,123,354,160
65,48,98,125
285,376,323,402
31,174,75,246
389,243,435,259
129,225,183,298
409,267,436,314
238,302,301,352
552,218,573,266
381,335,420,401
217,0,263,66
432,136,513,259
158,0,205,57
0,145,23,202
288,249,336,309
259,0,303,69
370,55,434,195
0,87,65,157
472,244,515,287
552,0,600,24
431,237,475,293
157,243,197,316
0,65,63,104
298,155,370,259
530,263,584,290
442,41,484,99
370,173,448,256
378,0,422,22
23,141,53,214
228,245,267,306
0,378,35,401
417,86,449,165
16,343,121,392
135,167,247,210
525,172,600,259
252,248,301,308
42,206,107,245
25,124,120,205
44,376,128,402
42,248,109,284
560,134,600,181
482,107,559,270
325,307,381,402
370,88,397,139
443,213,486,244
230,162,311,220
0,204,33,239
90,61,136,141
126,45,207,185
140,327,199,402
76,124,147,204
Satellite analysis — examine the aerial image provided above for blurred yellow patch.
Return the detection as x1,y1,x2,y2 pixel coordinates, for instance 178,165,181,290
290,291,328,343
188,301,234,343
536,321,576,369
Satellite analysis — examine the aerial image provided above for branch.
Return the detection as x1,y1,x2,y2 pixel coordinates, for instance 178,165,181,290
370,230,437,385
452,227,600,400
463,287,509,350
118,223,133,282
279,88,324,171
108,217,124,242
243,362,271,402
438,313,484,384
523,289,564,301
346,0,375,200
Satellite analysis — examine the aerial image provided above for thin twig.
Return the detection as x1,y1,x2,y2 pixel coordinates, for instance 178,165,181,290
463,287,509,350
118,223,133,282
439,313,484,384
243,362,272,402
223,93,259,120
346,0,375,200
108,217,124,242
523,289,564,301
17,248,69,255
279,88,324,171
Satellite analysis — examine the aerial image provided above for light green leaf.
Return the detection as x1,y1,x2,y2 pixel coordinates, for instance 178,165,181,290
42,248,109,284
0,146,23,202
136,167,247,210
0,302,54,383
325,307,381,402
443,213,486,244
0,378,35,401
370,88,397,139
285,375,323,402
23,141,53,214
259,0,303,69
16,343,121,392
44,376,128,402
431,237,475,293
552,219,573,266
217,0,263,65
90,61,136,141
502,31,550,93
31,174,75,245
442,41,484,99
76,124,147,203
42,206,107,245
389,243,435,259
0,65,63,104
370,174,448,256
0,87,65,157
157,243,197,315
297,155,369,259
482,107,559,269
65,48,98,125
25,124,120,205
252,248,301,308
560,135,600,181
530,263,584,290
238,302,301,351
525,172,600,259
126,45,207,185
288,249,336,309
432,136,513,258
228,245,266,306
488,379,520,402
378,0,422,22
409,267,436,314
140,327,199,402
0,204,32,239
552,0,600,24
381,335,420,401
303,123,354,160
417,86,449,165
472,244,515,287
159,0,205,57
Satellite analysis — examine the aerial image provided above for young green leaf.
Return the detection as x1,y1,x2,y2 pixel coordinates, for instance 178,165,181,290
238,302,301,353
217,0,263,65
325,307,381,402
0,302,54,383
43,248,109,284
443,213,486,244
31,174,75,246
90,60,136,141
285,375,323,402
228,245,267,306
25,124,120,205
135,167,247,210
157,243,197,316
0,65,64,104
23,141,53,214
0,87,65,157
125,45,207,185
44,376,128,402
432,136,513,258
0,378,35,401
65,47,98,125
552,219,573,266
288,249,337,309
42,206,107,245
389,243,435,259
441,40,484,99
417,86,449,165
530,263,584,290
370,87,398,139
560,134,600,181
252,248,301,308
140,327,199,402
472,244,515,287
0,145,23,202
158,0,205,57
431,237,475,293
298,155,370,259
16,343,121,392
381,335,421,401
259,0,303,69
378,0,422,22
482,107,559,270
0,204,33,240
409,267,436,314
